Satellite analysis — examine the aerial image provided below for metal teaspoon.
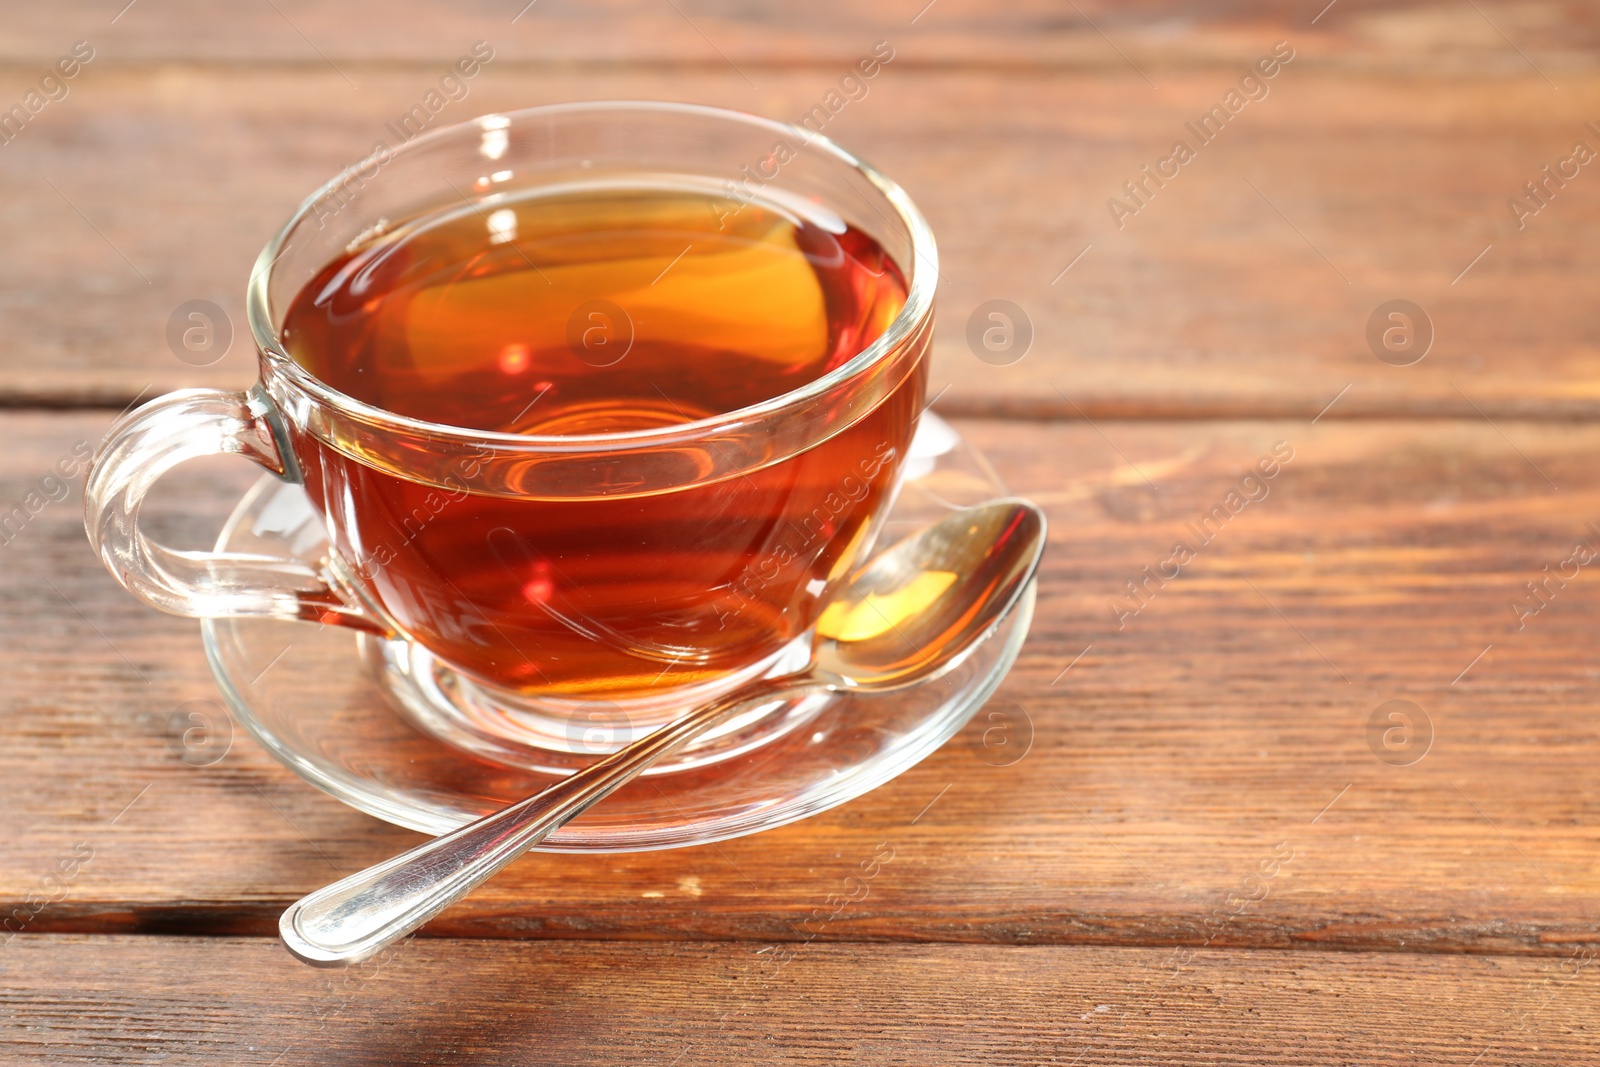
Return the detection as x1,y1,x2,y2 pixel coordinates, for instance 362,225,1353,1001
280,498,1047,967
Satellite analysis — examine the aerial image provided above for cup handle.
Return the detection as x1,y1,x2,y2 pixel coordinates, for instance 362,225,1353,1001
84,386,387,634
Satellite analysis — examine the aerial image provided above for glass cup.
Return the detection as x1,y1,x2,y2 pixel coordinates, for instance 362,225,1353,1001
85,101,936,750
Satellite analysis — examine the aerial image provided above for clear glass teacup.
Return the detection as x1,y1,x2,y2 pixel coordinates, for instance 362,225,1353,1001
85,101,936,752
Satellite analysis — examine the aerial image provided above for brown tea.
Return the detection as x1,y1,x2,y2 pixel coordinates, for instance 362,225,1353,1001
282,186,924,696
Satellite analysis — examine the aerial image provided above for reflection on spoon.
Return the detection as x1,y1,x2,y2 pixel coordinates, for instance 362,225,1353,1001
816,570,958,642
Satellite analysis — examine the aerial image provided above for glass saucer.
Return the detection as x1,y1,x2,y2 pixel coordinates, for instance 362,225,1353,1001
201,414,1035,852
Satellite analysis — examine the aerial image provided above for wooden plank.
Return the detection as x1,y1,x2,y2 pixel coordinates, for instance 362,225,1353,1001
1,63,1598,416
3,0,1596,67
7,411,1600,952
2,936,1596,1065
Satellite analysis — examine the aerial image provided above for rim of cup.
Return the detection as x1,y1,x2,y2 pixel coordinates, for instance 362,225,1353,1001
245,99,938,454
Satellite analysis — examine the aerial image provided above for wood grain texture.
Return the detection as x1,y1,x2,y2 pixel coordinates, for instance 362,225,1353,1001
4,935,1598,1066
0,61,1598,416
2,0,1598,68
3,3,1595,1061
7,411,1600,953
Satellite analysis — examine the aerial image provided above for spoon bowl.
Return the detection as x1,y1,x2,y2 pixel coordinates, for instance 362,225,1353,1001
814,500,1045,688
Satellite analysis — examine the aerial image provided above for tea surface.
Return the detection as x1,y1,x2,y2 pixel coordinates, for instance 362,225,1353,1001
284,186,906,435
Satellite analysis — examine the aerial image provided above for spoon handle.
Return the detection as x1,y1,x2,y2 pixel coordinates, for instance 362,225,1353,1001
279,676,799,967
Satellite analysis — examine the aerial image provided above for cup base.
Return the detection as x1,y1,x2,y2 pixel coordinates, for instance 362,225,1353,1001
362,629,825,775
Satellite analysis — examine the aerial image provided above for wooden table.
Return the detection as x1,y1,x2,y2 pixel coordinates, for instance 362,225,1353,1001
4,1,1599,1062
